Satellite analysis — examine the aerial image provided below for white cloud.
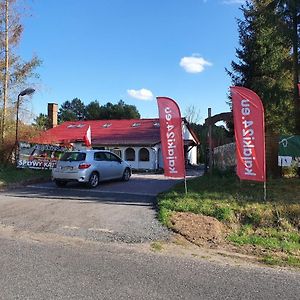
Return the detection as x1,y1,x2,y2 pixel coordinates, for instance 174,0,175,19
127,88,153,101
179,55,212,73
222,0,245,4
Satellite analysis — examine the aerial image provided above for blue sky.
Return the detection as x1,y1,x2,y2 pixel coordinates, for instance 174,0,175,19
20,0,245,123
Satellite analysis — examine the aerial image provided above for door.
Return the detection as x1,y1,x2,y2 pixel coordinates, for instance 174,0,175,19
93,151,112,180
106,152,124,179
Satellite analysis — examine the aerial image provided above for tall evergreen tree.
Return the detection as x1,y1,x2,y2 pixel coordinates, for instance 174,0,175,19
113,100,140,119
274,0,300,132
32,113,51,130
58,99,141,122
85,100,140,120
227,0,295,134
85,100,101,120
58,98,86,123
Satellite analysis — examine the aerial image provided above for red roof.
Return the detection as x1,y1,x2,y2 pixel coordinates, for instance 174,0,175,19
31,119,162,146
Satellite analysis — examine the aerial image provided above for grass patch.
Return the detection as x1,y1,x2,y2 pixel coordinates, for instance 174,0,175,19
0,165,51,186
262,255,300,267
157,171,300,267
228,226,300,252
150,242,164,252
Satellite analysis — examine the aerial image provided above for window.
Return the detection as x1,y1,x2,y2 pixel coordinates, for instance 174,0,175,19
93,146,105,150
125,148,135,161
111,148,122,158
139,148,149,162
60,152,86,162
132,122,141,127
67,124,85,128
107,153,120,162
94,152,108,161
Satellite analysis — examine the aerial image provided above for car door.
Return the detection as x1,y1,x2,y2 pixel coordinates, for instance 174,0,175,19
106,152,124,179
93,151,111,180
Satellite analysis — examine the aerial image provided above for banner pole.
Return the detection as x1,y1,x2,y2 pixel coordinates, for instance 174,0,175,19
264,181,267,201
184,176,188,194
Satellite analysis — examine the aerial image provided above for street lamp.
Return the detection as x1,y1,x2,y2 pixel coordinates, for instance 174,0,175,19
15,88,35,166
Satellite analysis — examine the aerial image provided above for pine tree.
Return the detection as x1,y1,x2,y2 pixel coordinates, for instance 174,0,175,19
58,98,86,123
275,0,300,132
32,113,51,130
85,100,140,120
227,0,295,134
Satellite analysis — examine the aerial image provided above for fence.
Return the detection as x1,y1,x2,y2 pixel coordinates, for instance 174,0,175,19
213,142,236,170
212,135,290,178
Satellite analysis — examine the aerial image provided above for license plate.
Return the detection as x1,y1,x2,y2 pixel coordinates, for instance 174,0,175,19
62,166,73,171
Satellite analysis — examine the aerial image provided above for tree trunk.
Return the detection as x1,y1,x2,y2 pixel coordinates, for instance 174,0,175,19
1,0,9,145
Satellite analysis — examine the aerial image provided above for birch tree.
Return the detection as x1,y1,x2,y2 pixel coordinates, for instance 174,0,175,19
0,0,41,149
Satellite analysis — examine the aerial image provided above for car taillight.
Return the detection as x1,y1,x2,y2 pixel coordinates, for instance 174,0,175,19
78,163,91,169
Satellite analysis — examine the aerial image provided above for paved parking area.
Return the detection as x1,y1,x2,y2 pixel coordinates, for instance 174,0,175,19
26,168,203,196
0,170,203,244
27,173,183,196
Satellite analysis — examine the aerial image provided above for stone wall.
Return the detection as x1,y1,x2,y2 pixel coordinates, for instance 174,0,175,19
213,142,236,170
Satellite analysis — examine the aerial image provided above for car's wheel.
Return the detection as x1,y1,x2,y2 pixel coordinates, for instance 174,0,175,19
122,168,131,181
55,180,67,187
87,172,99,188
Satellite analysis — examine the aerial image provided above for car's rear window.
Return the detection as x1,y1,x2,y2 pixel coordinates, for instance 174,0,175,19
60,152,86,162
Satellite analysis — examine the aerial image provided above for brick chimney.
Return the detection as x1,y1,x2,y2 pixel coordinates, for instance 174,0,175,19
48,103,58,128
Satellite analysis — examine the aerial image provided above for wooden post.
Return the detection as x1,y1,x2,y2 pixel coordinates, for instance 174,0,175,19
208,108,213,174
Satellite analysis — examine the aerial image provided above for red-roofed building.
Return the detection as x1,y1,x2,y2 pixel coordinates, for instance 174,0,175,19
29,106,199,170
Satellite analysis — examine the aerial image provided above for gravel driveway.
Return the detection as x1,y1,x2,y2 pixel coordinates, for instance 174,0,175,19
0,170,202,244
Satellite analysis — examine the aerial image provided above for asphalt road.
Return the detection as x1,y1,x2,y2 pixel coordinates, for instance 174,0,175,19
1,236,300,300
1,172,300,299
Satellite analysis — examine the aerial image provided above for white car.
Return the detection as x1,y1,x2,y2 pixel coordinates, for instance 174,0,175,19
52,150,131,188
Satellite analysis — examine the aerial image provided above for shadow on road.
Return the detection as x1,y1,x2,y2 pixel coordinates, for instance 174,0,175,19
3,186,155,207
